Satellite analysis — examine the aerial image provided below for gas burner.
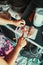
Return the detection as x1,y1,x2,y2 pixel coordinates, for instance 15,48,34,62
0,4,10,12
8,8,21,20
0,4,21,20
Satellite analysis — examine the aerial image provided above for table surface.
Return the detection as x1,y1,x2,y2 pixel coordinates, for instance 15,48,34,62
31,26,43,47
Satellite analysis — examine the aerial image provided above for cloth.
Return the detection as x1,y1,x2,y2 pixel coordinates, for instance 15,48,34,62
0,33,13,58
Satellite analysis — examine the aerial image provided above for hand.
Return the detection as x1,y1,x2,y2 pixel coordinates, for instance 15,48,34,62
20,26,28,33
17,33,27,49
14,19,25,27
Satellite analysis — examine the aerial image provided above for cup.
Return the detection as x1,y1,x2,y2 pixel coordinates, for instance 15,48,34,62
33,8,43,27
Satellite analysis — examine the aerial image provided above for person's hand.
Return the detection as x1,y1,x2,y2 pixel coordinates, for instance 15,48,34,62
20,26,35,38
14,19,25,27
20,26,28,33
17,33,27,49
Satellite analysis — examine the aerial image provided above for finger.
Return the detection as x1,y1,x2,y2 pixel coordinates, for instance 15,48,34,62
21,33,25,40
20,21,25,25
19,24,24,27
22,32,24,37
19,25,25,27
19,20,25,24
23,39,27,45
21,19,25,22
20,23,25,25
